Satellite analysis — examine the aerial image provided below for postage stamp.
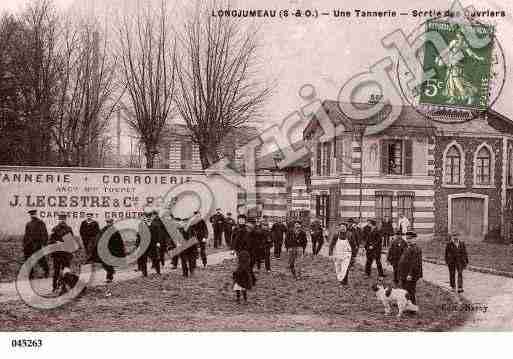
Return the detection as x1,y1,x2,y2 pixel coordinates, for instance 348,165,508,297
420,20,495,110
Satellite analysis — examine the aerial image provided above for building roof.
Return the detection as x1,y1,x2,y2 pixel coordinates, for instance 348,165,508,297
255,140,310,170
303,100,513,138
164,123,260,145
304,100,437,138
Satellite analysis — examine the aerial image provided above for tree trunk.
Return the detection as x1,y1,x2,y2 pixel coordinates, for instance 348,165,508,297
198,144,220,170
145,152,155,169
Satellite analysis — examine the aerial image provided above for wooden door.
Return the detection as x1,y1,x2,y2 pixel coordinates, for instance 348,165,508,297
451,197,484,239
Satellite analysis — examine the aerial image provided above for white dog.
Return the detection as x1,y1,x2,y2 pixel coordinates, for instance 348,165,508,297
371,283,419,318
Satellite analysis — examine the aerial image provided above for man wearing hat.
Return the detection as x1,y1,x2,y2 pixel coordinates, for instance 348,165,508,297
224,212,235,249
189,211,209,267
96,218,126,283
271,217,287,259
23,210,50,279
329,222,353,285
210,208,225,248
346,218,360,261
387,231,408,285
150,210,173,268
310,217,324,256
381,215,394,249
364,219,385,278
398,231,423,304
174,218,198,277
80,212,100,262
286,221,307,279
136,209,161,277
49,214,74,292
231,214,251,255
251,218,273,272
444,232,469,293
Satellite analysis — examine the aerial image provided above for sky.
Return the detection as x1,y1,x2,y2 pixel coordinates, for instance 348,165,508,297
1,0,512,155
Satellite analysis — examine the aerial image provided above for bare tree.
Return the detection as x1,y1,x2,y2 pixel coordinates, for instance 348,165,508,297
116,1,177,169
174,2,271,169
52,20,120,166
0,14,25,165
0,0,61,165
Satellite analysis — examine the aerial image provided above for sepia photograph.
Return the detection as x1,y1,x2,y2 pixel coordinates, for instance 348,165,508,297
1,0,512,356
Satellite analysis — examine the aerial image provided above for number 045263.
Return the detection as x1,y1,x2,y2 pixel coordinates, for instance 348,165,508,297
11,339,43,348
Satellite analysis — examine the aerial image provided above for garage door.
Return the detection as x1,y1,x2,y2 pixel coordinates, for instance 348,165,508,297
451,197,485,239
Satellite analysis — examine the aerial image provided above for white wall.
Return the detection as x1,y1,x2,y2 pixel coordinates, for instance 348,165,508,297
0,167,239,235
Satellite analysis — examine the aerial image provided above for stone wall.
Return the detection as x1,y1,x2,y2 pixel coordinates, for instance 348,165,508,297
434,136,503,239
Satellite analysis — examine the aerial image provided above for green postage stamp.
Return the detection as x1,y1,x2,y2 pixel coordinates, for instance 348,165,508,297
420,20,495,110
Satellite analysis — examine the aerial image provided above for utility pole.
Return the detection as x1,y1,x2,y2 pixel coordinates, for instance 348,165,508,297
357,126,365,222
117,111,121,167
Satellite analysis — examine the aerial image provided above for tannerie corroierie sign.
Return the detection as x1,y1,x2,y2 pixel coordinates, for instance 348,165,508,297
0,167,238,234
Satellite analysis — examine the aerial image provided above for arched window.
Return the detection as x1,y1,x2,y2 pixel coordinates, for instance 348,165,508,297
475,146,491,185
445,145,461,184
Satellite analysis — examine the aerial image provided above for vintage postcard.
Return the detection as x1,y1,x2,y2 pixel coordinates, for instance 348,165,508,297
1,0,513,356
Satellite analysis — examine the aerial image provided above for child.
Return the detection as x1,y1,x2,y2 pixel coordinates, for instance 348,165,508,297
232,250,255,303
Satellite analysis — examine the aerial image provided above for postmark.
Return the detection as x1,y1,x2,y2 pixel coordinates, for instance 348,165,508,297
396,10,506,124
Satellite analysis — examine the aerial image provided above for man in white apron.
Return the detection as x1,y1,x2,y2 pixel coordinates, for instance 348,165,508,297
329,222,353,286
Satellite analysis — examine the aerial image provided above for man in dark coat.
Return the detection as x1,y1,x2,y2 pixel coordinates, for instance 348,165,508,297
284,219,295,251
79,213,100,262
310,217,324,255
224,212,235,249
96,218,126,282
177,219,198,277
286,221,307,279
210,208,225,248
445,232,469,293
23,210,50,279
189,211,209,267
346,218,359,260
151,211,172,267
364,219,384,278
381,216,394,248
271,218,287,258
136,210,161,277
49,214,74,292
387,231,408,285
398,232,423,305
252,219,273,272
231,214,251,255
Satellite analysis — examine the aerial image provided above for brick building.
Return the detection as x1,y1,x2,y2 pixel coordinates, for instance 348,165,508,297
433,110,513,241
146,103,513,242
163,124,260,171
160,123,307,221
302,101,513,241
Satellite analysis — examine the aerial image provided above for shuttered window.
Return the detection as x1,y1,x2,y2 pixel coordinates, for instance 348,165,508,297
315,194,330,227
322,142,331,176
180,142,193,169
335,135,344,173
380,139,412,175
315,195,321,217
508,146,513,186
375,191,393,227
316,144,322,176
